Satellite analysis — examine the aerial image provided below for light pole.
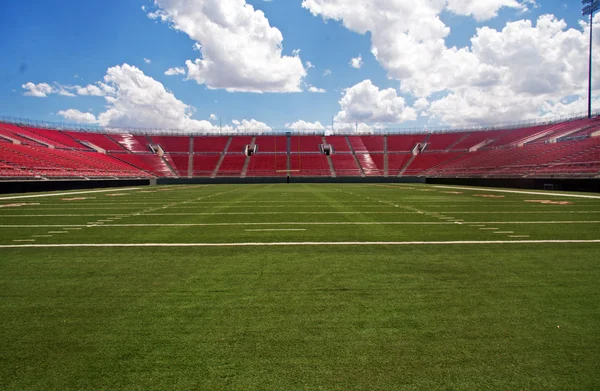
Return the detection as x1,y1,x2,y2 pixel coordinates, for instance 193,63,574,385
583,0,599,118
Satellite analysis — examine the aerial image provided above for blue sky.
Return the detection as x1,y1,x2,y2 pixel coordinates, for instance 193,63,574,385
0,0,595,133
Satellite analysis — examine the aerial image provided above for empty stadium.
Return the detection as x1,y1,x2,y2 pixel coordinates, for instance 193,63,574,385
1,115,600,182
2,0,600,390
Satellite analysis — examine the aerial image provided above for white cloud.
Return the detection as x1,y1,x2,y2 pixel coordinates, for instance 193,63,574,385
54,64,219,131
323,69,332,76
76,84,105,96
57,88,76,97
228,119,272,133
308,86,326,93
306,61,315,69
22,82,76,97
446,0,527,21
334,80,417,125
285,120,326,131
165,67,186,76
303,1,600,125
22,82,55,97
148,0,306,93
144,58,152,64
349,55,363,69
209,113,217,121
58,109,98,124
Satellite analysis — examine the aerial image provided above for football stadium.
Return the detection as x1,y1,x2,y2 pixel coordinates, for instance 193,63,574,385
1,0,600,390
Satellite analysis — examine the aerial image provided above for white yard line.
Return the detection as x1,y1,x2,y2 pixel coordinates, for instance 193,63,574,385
1,240,600,248
432,185,600,199
1,220,600,228
3,211,600,218
244,229,307,232
0,188,143,201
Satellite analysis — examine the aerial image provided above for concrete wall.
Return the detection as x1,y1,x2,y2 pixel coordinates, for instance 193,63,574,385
426,177,600,193
0,179,150,195
157,177,427,185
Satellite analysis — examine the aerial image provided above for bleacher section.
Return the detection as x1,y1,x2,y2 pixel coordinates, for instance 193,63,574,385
290,154,330,176
254,136,287,153
1,117,600,179
150,136,190,153
290,135,323,153
218,155,247,176
110,134,151,153
387,135,427,152
1,143,147,178
64,131,125,152
194,136,230,153
246,154,287,176
110,154,175,177
192,155,221,177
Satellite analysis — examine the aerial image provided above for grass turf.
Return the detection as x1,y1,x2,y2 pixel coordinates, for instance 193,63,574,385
0,183,599,390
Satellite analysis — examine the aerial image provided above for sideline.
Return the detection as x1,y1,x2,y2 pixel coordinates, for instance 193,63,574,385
431,185,600,199
1,240,600,248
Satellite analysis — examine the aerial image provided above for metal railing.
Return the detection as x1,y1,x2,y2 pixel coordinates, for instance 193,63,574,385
1,109,598,137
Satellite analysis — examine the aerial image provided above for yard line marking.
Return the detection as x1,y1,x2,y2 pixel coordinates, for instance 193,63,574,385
480,228,499,230
244,229,307,232
1,220,600,228
31,235,53,238
13,239,35,242
432,185,600,199
2,240,600,248
0,188,142,201
47,231,68,234
4,211,600,218
509,235,530,238
494,231,514,234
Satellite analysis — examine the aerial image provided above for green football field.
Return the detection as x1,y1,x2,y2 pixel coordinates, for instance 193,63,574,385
1,183,599,390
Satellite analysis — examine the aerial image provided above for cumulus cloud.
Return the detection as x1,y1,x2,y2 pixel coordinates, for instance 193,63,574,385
446,0,528,21
51,63,218,131
76,84,105,96
22,82,57,97
334,80,417,125
308,86,326,93
164,67,186,76
323,69,332,76
143,58,152,64
349,55,363,69
147,0,306,93
58,109,98,124
302,1,595,125
306,61,315,69
209,113,217,121
285,120,326,131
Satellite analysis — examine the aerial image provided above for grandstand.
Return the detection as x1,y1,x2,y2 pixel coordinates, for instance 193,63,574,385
1,116,600,180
